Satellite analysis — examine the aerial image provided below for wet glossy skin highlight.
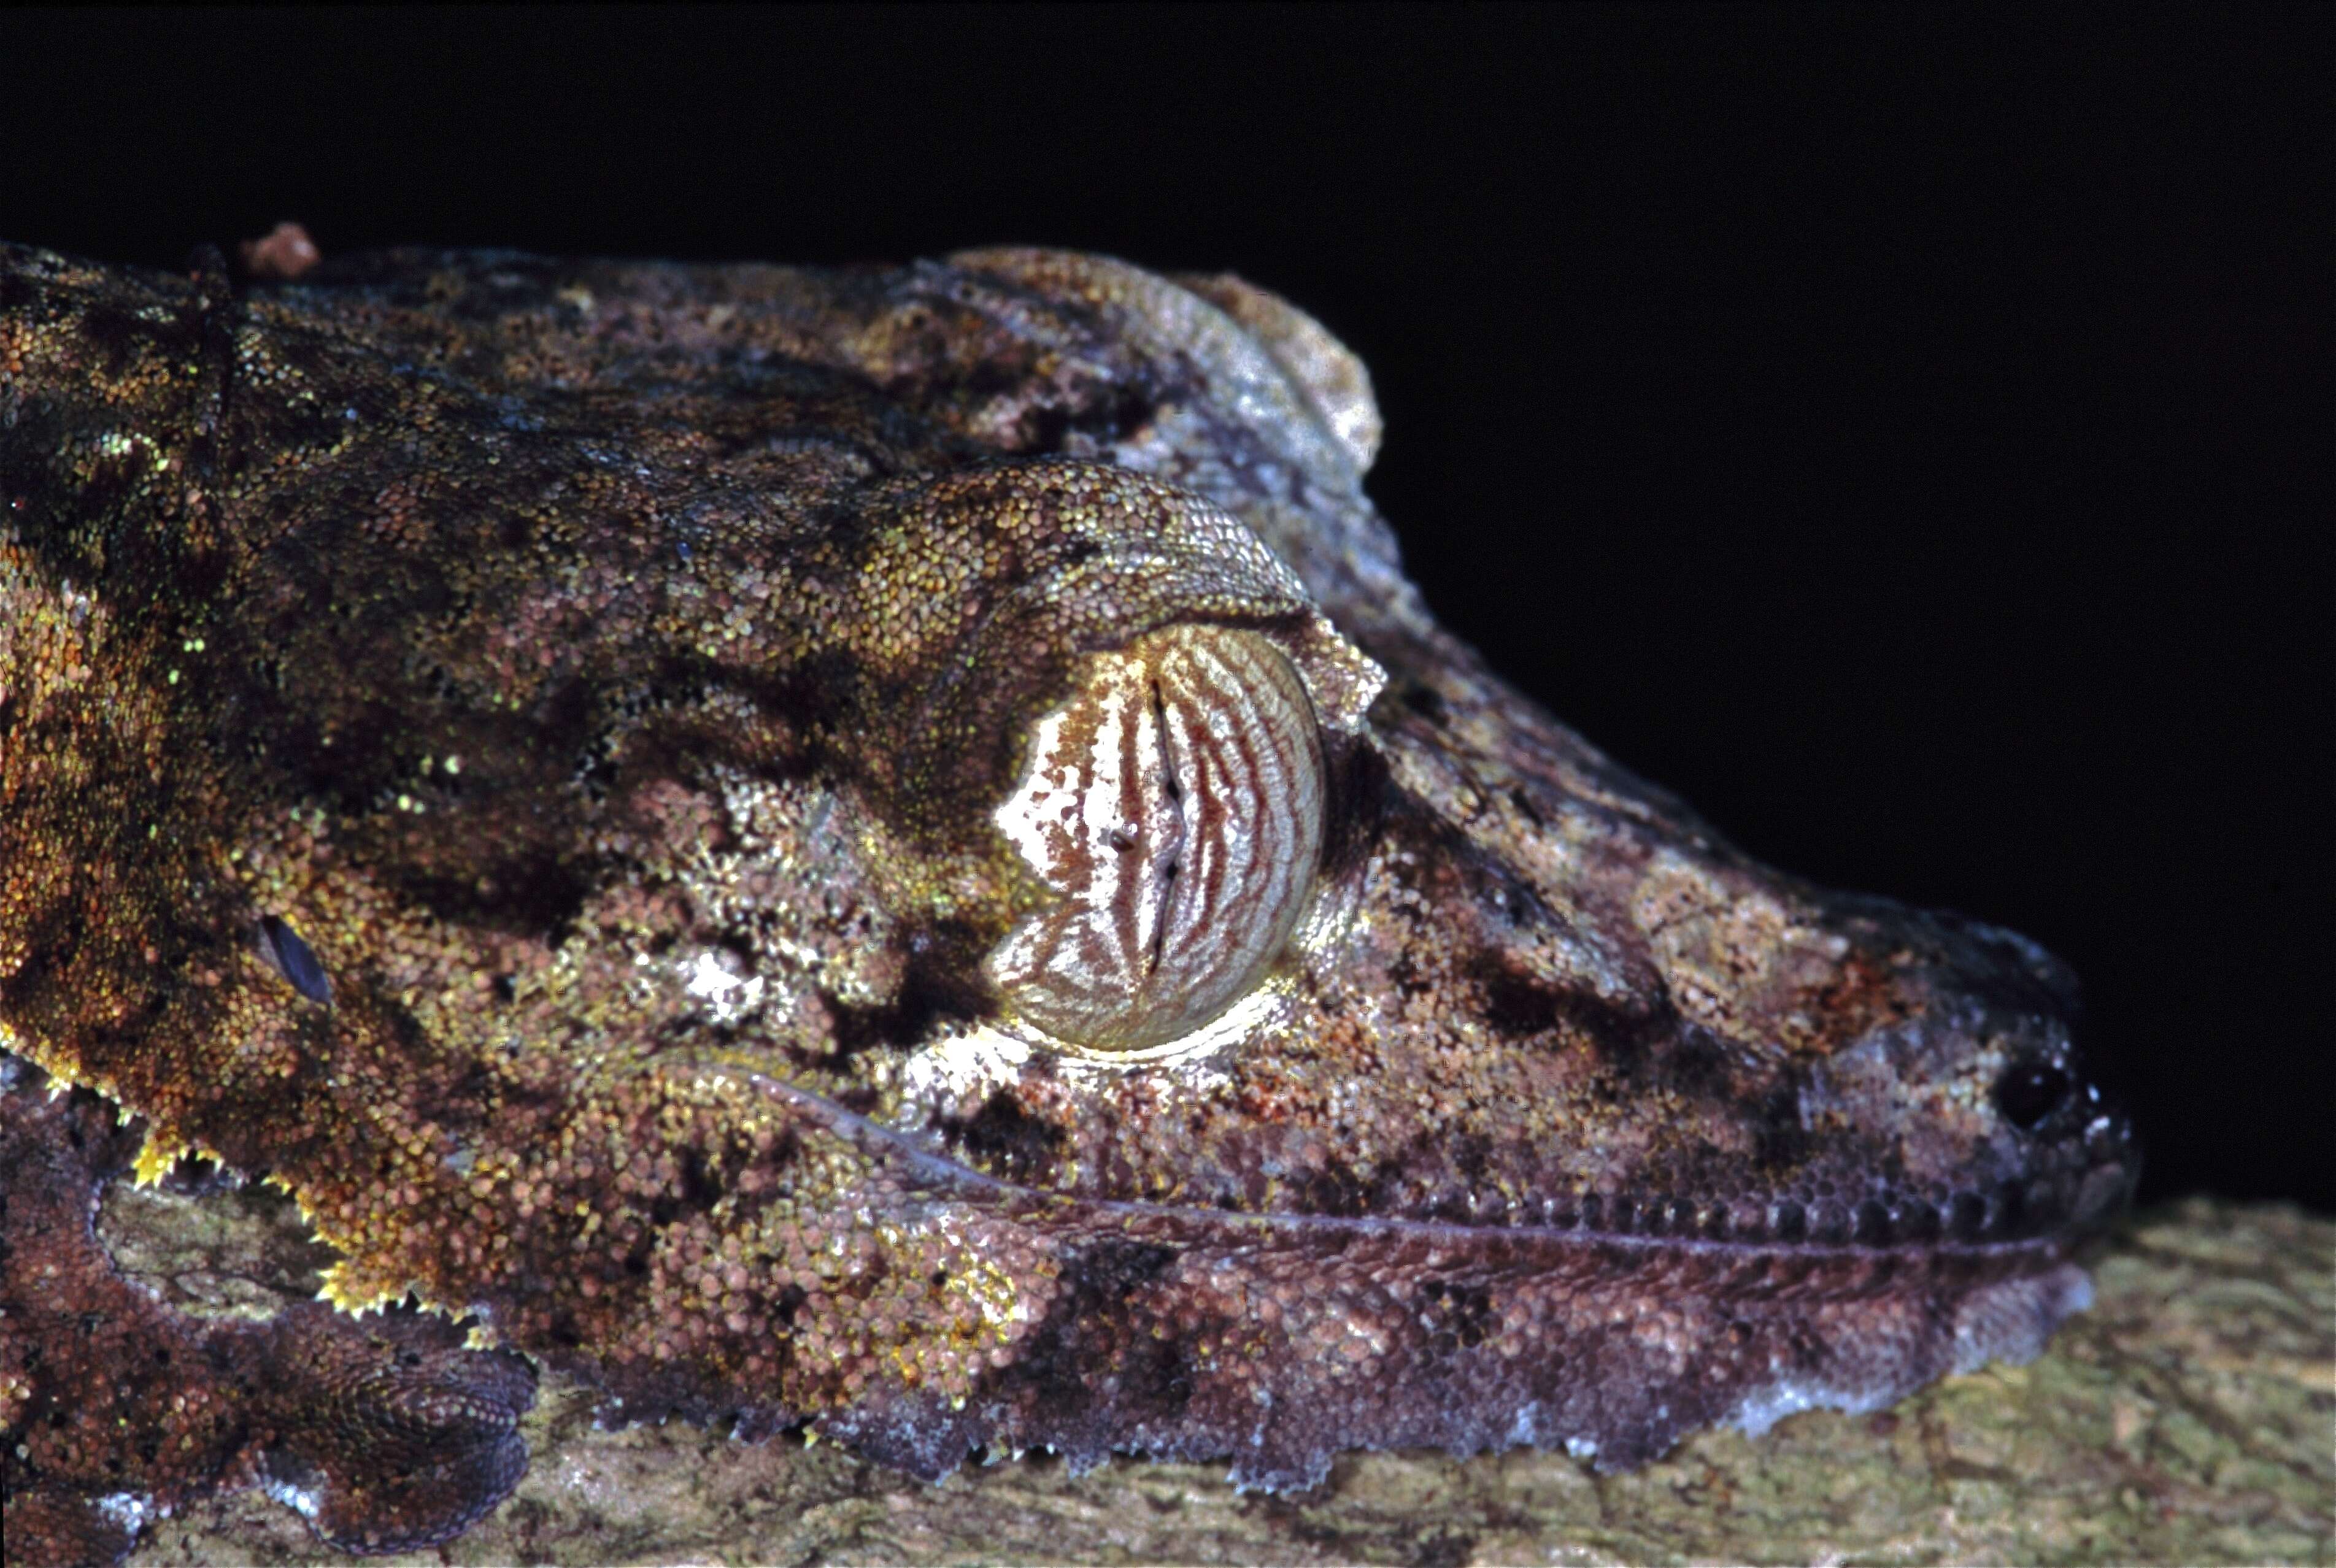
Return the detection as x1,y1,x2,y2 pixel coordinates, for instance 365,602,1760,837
0,240,2135,1561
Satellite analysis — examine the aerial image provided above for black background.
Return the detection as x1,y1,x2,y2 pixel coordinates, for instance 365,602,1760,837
7,6,2326,1211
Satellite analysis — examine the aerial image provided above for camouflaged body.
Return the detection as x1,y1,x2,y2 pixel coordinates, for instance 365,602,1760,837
0,241,2135,1559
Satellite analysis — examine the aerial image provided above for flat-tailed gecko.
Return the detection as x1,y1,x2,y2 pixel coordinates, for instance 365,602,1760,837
0,239,2135,1561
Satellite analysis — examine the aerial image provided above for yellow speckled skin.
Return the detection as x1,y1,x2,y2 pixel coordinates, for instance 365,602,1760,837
0,241,2134,1558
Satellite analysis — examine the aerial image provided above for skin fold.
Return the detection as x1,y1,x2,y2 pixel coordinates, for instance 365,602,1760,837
0,240,2135,1558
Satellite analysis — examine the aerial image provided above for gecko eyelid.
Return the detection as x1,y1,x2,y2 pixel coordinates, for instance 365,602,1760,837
987,623,1327,1051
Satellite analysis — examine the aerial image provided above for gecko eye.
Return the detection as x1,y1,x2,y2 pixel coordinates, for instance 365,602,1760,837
986,623,1327,1051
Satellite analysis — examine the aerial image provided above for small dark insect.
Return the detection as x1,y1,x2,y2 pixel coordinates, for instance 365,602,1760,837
256,915,333,1005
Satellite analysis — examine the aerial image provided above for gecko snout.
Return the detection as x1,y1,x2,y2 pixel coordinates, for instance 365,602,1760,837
1930,923,2141,1241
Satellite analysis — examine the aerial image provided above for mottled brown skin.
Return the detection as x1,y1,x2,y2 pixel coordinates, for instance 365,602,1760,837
0,240,2135,1560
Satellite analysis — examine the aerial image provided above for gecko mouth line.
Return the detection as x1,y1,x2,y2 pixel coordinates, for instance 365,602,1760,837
730,1065,2134,1266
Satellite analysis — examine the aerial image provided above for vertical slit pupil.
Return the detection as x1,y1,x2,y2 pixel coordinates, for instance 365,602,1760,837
1150,677,1180,975
1153,679,1182,800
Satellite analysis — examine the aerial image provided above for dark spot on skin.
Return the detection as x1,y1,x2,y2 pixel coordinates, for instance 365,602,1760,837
7,899,85,1004
391,846,593,947
936,1089,1066,1183
1019,405,1076,452
1477,967,1563,1037
950,353,1030,407
827,923,989,1061
1016,386,1158,453
74,300,188,380
1457,845,1557,934
649,1147,723,1229
1751,1079,1811,1174
1398,681,1445,724
1387,953,1432,1002
1004,1237,1192,1427
1295,1158,1396,1218
750,648,863,733
1470,948,1686,1089
1663,1030,1731,1097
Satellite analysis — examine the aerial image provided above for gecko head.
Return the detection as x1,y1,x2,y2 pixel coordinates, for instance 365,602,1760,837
922,591,2137,1260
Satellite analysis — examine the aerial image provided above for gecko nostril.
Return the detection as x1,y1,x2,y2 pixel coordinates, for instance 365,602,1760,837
1992,1058,2072,1131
